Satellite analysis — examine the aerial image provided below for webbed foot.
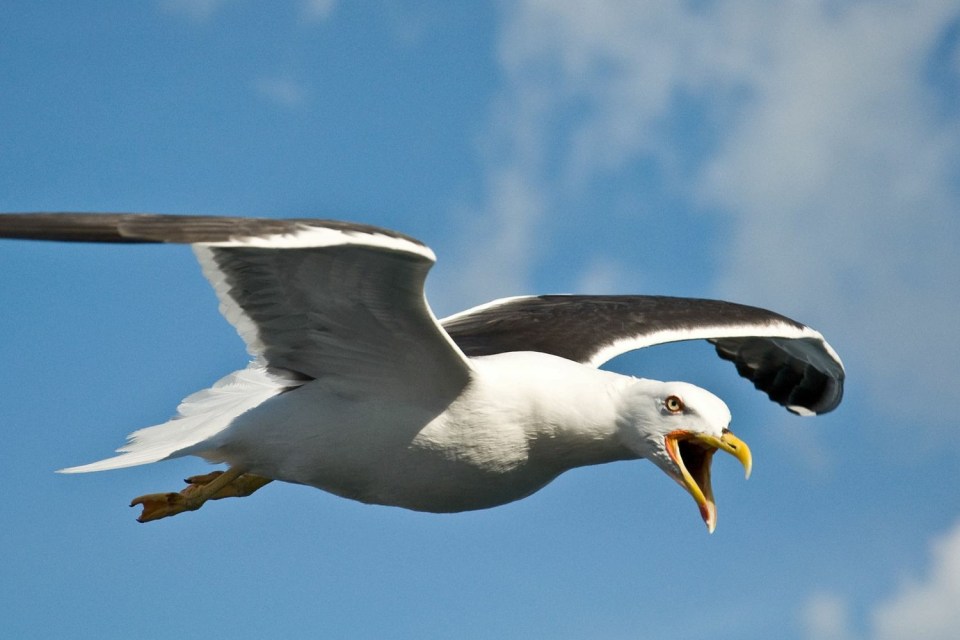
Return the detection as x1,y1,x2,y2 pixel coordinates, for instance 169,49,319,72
130,491,201,523
130,467,272,523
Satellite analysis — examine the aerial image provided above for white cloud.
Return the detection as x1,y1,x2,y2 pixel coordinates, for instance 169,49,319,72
161,1,337,23
572,257,632,294
472,0,960,439
955,36,960,74
871,520,960,640
696,2,960,434
796,520,960,640
438,167,546,311
302,0,336,22
159,0,230,22
801,591,859,640
252,76,307,107
435,72,555,310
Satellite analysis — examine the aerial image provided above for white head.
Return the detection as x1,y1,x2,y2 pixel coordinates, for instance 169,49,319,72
618,379,752,533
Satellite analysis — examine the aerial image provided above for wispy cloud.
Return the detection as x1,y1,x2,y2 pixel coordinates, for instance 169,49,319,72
158,0,230,22
871,519,960,639
800,592,859,640
695,2,960,436
572,257,632,294
798,520,960,640
301,0,336,22
461,0,960,439
251,76,308,107
438,168,546,312
161,1,337,24
434,76,554,310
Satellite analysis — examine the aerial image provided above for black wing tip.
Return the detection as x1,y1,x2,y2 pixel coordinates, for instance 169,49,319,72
717,337,845,416
0,212,157,243
781,375,844,416
0,212,428,248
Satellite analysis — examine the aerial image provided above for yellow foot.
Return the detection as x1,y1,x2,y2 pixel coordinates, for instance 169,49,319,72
130,467,273,523
130,491,202,523
183,471,273,500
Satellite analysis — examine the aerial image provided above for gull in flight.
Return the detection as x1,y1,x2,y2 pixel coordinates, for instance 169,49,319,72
0,213,844,531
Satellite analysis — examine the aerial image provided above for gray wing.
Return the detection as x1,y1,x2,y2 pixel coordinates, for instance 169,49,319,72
0,213,472,406
442,295,845,416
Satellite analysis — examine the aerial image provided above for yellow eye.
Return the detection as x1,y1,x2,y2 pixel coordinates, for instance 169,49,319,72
665,395,684,413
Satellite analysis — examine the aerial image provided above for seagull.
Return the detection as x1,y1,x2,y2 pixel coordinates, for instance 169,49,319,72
0,213,844,531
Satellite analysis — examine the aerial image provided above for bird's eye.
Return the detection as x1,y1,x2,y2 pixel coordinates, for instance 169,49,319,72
665,395,684,413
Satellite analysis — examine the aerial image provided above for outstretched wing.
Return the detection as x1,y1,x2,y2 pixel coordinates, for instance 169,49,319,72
0,213,472,405
442,295,844,416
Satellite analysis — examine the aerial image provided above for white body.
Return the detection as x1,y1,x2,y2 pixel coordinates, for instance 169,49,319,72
188,352,641,512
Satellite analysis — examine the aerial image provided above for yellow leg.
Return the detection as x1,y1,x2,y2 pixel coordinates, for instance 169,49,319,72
183,470,274,501
130,467,273,523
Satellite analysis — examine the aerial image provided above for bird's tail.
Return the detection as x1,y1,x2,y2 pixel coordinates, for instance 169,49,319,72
58,364,301,473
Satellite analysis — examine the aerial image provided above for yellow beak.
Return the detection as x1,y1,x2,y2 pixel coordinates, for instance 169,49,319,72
664,430,753,533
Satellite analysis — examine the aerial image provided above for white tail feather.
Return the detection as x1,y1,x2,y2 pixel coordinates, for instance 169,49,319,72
59,364,300,473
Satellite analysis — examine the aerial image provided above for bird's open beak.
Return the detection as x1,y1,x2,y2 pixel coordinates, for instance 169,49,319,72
664,429,752,533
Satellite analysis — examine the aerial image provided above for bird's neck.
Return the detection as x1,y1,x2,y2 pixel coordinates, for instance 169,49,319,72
472,352,640,471
527,421,638,472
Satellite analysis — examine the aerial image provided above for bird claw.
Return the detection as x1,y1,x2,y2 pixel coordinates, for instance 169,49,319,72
130,469,272,523
184,471,224,486
130,491,200,523
130,474,221,522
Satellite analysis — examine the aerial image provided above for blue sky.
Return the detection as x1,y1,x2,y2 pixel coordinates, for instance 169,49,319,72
1,2,959,638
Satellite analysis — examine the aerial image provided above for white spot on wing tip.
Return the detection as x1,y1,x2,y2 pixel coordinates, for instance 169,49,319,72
789,405,817,417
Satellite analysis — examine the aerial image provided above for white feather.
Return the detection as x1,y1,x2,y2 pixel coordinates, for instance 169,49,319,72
59,364,299,473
